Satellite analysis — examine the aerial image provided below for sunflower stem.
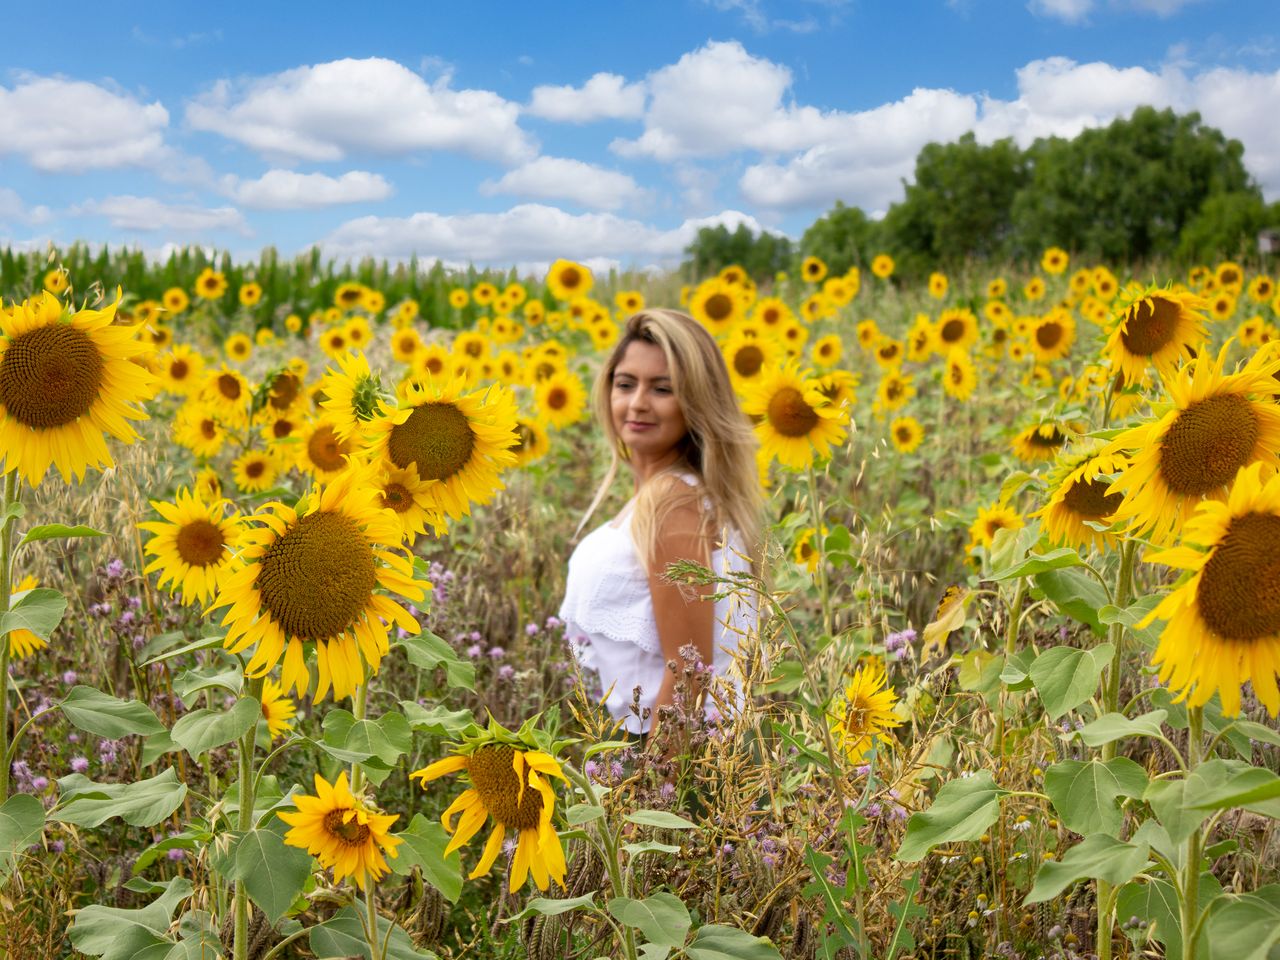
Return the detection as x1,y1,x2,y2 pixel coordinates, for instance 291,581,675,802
562,763,638,960
232,675,264,960
363,871,386,960
995,578,1027,759
0,470,19,804
351,677,368,794
1180,706,1205,960
805,465,833,638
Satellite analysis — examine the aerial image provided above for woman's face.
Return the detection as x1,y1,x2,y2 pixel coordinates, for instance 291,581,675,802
611,340,688,461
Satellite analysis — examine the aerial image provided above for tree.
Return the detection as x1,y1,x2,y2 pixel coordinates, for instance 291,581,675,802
1177,192,1280,262
683,223,793,281
799,202,882,276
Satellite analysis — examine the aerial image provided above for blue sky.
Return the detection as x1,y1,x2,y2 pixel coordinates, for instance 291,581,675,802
1,0,1276,270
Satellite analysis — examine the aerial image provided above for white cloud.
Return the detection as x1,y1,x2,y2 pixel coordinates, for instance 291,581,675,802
186,57,535,165
0,188,52,225
527,72,646,122
318,203,764,268
75,196,250,235
222,169,393,209
480,157,645,211
1028,0,1094,23
0,74,170,173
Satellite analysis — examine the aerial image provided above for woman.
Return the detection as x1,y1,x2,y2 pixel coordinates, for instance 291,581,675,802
559,309,763,736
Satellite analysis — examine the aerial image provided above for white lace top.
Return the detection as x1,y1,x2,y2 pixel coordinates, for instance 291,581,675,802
558,477,756,734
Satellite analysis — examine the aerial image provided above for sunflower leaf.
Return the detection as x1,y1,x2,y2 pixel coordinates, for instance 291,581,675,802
608,893,692,949
227,823,312,922
396,633,475,690
1033,567,1109,634
170,698,260,758
505,893,598,923
0,794,45,879
61,685,166,738
0,587,67,641
1028,643,1113,719
987,547,1082,582
388,814,462,903
1024,833,1151,905
1043,757,1147,836
52,768,188,828
17,523,106,547
1203,886,1280,960
626,809,698,830
896,771,1007,862
685,923,785,960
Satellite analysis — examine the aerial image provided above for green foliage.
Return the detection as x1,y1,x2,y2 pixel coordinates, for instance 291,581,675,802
799,202,882,275
0,794,45,877
682,223,793,281
60,685,166,738
896,770,1007,862
52,768,189,828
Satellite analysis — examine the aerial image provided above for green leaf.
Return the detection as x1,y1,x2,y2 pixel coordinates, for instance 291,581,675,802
398,700,478,738
625,809,698,830
1043,758,1147,836
0,587,67,640
1,499,25,524
52,767,188,828
1097,594,1164,648
0,794,45,877
823,524,851,553
1116,876,1221,960
388,814,462,903
140,730,179,766
623,841,683,857
69,877,193,960
1034,567,1109,634
999,647,1036,691
309,904,438,960
506,893,598,923
229,825,312,921
1146,759,1264,844
172,663,243,700
1235,719,1280,748
608,893,692,949
566,804,605,825
396,632,475,690
896,771,1007,862
61,685,166,738
322,708,412,786
685,923,785,960
1187,765,1280,813
1028,643,1114,719
1204,886,1280,960
18,523,107,546
1077,710,1169,748
957,649,1003,700
171,698,260,758
988,547,1082,581
138,633,228,667
1024,833,1150,904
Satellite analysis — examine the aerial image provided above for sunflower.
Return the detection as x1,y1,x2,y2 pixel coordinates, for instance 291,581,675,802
140,487,243,607
1140,462,1280,716
928,272,948,299
43,270,69,296
968,503,1024,553
414,343,452,382
411,742,568,892
1029,309,1076,362
157,345,205,396
934,308,978,354
216,463,424,701
162,287,190,314
233,450,279,494
0,291,155,484
987,277,1008,299
366,376,518,521
855,319,881,351
390,328,422,365
278,771,402,889
874,371,915,413
510,416,550,467
801,256,827,284
1103,284,1209,386
319,351,385,442
374,461,445,544
1012,421,1073,463
394,300,421,328
1247,275,1275,304
1032,449,1127,552
200,366,252,426
1041,247,1069,275
873,338,903,369
545,260,592,302
8,575,46,658
793,526,826,573
752,297,792,329
1106,344,1280,546
889,416,924,454
195,268,227,300
723,330,779,394
343,317,372,351
264,368,306,414
320,327,350,360
689,280,741,336
742,362,848,469
260,408,302,447
534,371,587,430
448,288,470,310
361,289,386,315
259,678,297,739
296,418,355,479
239,282,263,308
1209,292,1237,322
1215,261,1244,290
174,403,228,458
453,331,490,364
224,333,252,363
829,660,902,764
811,334,843,369
1093,267,1119,302
1023,277,1046,301
871,254,894,279
942,349,978,402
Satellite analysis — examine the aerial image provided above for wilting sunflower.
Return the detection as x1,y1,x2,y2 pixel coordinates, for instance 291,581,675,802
195,268,227,300
216,462,425,701
968,503,1024,554
1140,462,1280,716
259,678,297,739
278,771,402,889
942,349,977,402
1011,421,1073,463
411,739,568,892
742,362,848,470
1029,309,1076,362
233,450,279,494
7,575,46,658
534,371,587,430
1103,284,1208,384
366,376,518,521
545,260,593,302
889,416,924,454
140,486,243,607
1106,344,1280,546
1033,449,1128,551
829,660,902,764
157,344,205,396
0,291,155,484
934,308,979,354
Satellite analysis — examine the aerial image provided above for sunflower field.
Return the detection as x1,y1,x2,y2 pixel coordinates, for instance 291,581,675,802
1,243,1279,960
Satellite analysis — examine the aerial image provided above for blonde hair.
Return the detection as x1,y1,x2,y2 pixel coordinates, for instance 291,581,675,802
576,309,763,573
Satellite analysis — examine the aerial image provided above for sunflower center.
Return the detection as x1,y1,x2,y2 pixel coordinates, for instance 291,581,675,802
307,424,351,473
0,324,105,429
1159,394,1258,496
425,356,446,375
381,482,413,513
704,293,733,323
176,519,226,567
1121,296,1180,357
1036,323,1063,349
388,402,476,482
546,387,568,410
1063,477,1121,519
170,359,190,380
217,374,242,401
1197,512,1280,640
255,511,377,641
246,460,266,479
1029,427,1065,448
940,319,965,343
895,425,913,443
559,267,582,291
466,745,543,831
734,345,765,378
272,419,294,439
200,418,218,440
949,362,966,386
269,372,301,410
323,809,372,846
767,387,820,438
886,380,904,402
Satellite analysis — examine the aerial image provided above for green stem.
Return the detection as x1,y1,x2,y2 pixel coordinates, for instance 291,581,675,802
1181,706,1205,960
563,764,637,960
805,465,832,639
364,872,385,960
232,676,264,960
0,470,19,804
995,579,1027,758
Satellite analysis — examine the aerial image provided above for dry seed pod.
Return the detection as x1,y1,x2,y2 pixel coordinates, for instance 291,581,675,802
790,910,817,960
752,899,786,941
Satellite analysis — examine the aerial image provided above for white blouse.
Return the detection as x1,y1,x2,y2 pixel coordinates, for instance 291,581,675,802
558,479,756,734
